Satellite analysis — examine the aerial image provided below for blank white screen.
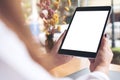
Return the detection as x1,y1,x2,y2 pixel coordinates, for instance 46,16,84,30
61,11,108,53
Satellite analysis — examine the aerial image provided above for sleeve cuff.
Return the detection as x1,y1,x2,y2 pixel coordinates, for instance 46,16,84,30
91,71,110,80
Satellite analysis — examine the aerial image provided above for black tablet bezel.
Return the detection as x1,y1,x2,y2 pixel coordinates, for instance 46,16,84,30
58,6,111,58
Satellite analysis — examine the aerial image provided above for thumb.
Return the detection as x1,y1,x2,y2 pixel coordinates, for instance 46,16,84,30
52,30,66,53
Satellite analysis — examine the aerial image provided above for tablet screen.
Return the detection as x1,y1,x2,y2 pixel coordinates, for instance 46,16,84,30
61,11,109,53
59,7,111,58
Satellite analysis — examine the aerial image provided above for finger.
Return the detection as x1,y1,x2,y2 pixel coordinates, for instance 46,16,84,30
52,30,66,53
97,34,110,58
56,30,67,44
89,58,95,63
100,34,109,49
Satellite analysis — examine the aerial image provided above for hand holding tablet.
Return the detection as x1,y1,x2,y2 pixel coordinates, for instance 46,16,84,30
58,6,111,58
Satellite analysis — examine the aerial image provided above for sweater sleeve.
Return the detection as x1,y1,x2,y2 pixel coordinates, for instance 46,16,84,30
76,71,109,80
0,20,110,80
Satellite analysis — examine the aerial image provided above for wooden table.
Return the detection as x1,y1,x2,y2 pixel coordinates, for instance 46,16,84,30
50,58,120,77
50,58,89,77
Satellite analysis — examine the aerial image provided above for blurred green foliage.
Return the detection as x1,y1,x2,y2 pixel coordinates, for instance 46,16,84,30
111,47,120,65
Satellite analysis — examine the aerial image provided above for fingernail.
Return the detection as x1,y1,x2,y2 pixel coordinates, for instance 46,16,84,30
63,30,67,33
105,34,107,38
64,29,67,32
105,34,109,39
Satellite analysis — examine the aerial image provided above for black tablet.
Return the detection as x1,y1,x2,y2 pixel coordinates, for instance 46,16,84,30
58,6,111,58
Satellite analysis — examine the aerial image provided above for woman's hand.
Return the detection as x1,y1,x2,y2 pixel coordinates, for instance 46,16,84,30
89,35,113,75
40,31,73,71
50,31,73,67
50,31,73,66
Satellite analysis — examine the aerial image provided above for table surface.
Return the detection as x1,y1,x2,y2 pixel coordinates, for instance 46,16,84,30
50,58,120,77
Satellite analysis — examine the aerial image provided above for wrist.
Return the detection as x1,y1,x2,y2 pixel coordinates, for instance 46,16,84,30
94,65,110,75
32,53,55,71
39,54,57,71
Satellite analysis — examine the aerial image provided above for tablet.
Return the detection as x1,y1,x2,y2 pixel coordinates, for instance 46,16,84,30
58,6,111,58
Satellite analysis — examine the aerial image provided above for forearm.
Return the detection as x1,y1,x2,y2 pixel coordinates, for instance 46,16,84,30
94,65,109,75
32,53,58,71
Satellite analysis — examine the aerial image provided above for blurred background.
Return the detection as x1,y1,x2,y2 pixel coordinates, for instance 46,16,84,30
21,0,120,64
